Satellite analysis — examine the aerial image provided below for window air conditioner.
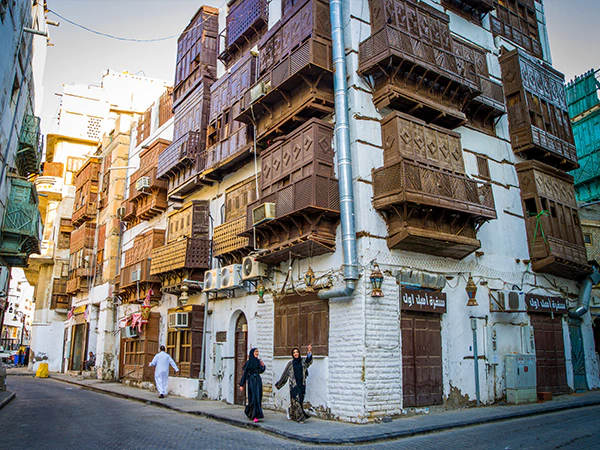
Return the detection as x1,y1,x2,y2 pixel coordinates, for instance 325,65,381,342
241,256,267,281
124,326,139,338
252,203,276,226
168,312,189,328
116,206,126,218
489,290,526,312
250,81,271,103
220,264,243,289
131,269,141,282
136,176,151,190
204,269,221,292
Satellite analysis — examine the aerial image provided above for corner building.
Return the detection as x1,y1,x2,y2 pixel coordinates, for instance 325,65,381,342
113,0,597,422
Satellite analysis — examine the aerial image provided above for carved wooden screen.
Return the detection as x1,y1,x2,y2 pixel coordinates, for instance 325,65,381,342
225,178,257,222
490,0,542,59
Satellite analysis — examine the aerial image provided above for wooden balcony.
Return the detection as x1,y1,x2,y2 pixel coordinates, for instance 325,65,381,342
490,1,542,59
516,160,591,279
150,237,211,275
121,200,137,224
129,167,168,221
500,48,577,170
224,0,268,52
16,114,41,177
157,131,208,199
245,175,340,264
119,259,162,304
173,6,219,107
372,159,496,259
72,199,97,227
50,278,70,311
0,175,42,267
69,222,95,254
359,25,480,129
66,268,93,294
213,216,251,262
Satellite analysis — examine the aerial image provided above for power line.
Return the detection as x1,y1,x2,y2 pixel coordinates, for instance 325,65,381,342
47,5,224,43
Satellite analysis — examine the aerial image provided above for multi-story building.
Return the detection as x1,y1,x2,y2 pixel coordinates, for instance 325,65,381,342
0,1,48,339
27,71,171,373
1,269,34,350
29,0,599,423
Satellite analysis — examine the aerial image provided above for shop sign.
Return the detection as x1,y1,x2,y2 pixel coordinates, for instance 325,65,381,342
73,305,87,315
526,294,567,315
401,288,446,314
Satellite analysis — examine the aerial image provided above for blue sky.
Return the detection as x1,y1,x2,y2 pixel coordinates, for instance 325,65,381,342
40,0,600,133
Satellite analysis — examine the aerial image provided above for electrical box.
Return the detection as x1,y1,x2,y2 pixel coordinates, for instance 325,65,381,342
485,326,499,365
212,343,223,377
505,354,537,404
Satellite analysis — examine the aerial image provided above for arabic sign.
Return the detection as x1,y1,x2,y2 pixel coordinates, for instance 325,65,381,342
525,294,567,315
401,288,446,314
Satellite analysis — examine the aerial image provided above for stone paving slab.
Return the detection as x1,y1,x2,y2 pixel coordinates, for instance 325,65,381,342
8,369,600,445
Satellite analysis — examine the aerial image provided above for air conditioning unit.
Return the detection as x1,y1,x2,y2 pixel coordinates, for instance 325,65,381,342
168,312,189,328
220,264,243,289
204,269,221,292
124,326,139,338
490,290,526,312
131,269,141,282
136,176,151,190
241,256,267,281
116,206,126,218
252,203,276,226
250,81,271,103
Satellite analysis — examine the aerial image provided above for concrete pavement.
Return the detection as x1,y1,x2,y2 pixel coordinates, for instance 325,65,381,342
5,366,600,445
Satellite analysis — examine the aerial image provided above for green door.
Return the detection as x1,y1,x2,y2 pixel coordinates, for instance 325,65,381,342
569,319,587,392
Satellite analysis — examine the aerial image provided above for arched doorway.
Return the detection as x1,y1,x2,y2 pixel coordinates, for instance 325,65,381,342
234,313,248,405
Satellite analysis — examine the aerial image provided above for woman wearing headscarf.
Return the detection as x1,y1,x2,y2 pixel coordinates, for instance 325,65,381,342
239,348,266,422
275,344,312,423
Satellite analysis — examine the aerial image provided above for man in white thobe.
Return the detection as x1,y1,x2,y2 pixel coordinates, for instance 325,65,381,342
149,345,179,398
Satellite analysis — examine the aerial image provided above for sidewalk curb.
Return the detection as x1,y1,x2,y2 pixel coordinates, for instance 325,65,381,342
47,376,600,445
0,392,15,411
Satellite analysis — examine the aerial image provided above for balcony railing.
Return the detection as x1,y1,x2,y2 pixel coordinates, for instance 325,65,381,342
150,237,211,275
372,159,496,220
213,216,250,258
16,114,41,177
0,176,42,267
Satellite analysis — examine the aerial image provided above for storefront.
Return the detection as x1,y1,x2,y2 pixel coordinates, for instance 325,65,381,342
68,305,89,371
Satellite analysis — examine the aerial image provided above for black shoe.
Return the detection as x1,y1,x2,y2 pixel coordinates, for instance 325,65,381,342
159,394,164,398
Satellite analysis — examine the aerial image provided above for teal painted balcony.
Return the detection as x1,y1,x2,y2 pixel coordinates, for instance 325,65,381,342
0,175,42,267
16,115,42,177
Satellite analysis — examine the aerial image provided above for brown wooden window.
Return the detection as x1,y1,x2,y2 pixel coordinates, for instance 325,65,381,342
476,155,491,180
165,305,204,378
274,293,329,356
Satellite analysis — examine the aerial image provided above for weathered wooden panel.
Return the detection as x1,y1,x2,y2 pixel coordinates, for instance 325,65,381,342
124,229,165,266
516,160,590,279
500,48,576,170
213,216,251,258
174,6,219,106
69,222,95,254
167,200,210,243
441,0,494,23
158,87,173,129
150,237,211,275
121,313,160,382
226,178,257,222
157,131,204,180
381,112,465,173
173,81,211,142
274,293,328,357
136,108,152,146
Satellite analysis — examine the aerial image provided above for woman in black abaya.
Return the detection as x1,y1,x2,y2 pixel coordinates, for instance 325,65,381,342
239,348,266,422
275,344,312,423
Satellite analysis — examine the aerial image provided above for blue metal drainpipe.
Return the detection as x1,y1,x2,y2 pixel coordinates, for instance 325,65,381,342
569,267,600,318
318,0,359,300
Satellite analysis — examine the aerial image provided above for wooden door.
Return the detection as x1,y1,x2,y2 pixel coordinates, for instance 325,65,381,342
531,314,568,394
401,312,443,407
234,313,248,405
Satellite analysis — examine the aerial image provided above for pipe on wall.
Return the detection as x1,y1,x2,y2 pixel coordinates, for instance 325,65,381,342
318,0,359,300
570,267,600,318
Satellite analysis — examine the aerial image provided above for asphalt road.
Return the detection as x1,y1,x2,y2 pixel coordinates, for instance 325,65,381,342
2,376,600,449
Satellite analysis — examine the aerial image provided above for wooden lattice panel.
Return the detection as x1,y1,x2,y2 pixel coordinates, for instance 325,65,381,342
213,216,250,257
